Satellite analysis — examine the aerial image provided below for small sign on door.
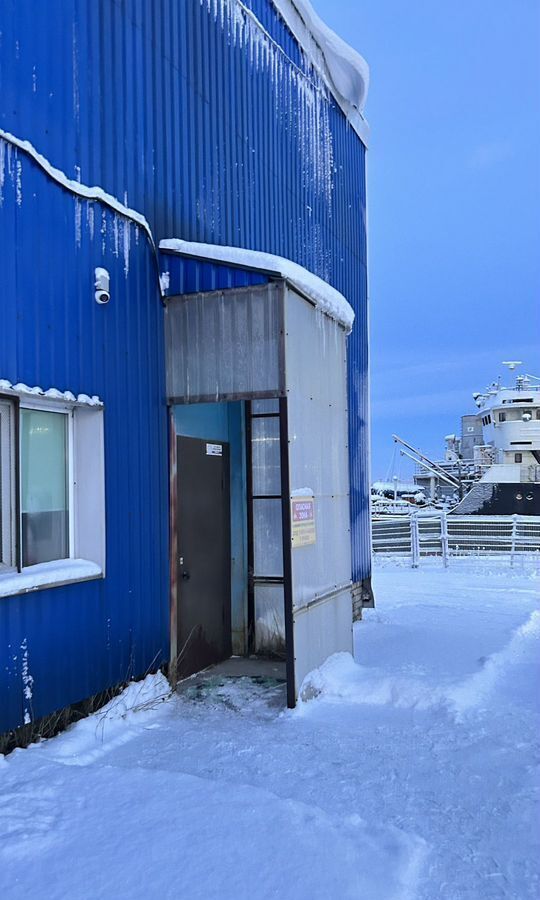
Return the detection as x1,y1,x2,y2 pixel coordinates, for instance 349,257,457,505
291,496,316,547
206,443,223,456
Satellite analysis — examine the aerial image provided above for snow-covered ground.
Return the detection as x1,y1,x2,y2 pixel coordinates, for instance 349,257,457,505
1,558,538,899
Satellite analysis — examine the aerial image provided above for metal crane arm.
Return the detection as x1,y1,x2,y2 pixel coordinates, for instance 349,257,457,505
392,433,460,487
397,448,460,488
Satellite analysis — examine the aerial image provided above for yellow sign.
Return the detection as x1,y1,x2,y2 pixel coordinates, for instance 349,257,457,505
291,496,316,547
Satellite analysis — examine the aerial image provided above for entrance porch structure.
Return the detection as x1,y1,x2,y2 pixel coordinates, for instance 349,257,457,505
163,242,354,706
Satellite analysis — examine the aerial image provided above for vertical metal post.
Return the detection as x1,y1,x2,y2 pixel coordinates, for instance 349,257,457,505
441,511,449,568
245,401,255,654
411,512,420,568
510,513,518,567
279,396,296,709
168,409,178,689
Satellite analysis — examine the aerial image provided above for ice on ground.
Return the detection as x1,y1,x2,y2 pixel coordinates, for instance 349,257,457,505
1,559,538,899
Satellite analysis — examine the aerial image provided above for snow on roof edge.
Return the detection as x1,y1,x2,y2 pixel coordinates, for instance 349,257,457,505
0,378,103,407
271,0,369,137
159,239,355,332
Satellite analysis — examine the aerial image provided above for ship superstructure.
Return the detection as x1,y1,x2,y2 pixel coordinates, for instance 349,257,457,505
388,363,540,516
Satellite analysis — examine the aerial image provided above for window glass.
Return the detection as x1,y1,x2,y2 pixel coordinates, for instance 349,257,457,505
498,412,506,422
21,409,69,566
515,453,522,463
254,583,285,654
253,498,283,576
251,399,280,415
252,416,281,496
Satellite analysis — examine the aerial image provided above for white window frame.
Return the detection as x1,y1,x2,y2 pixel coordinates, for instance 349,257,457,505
0,398,17,572
0,387,105,598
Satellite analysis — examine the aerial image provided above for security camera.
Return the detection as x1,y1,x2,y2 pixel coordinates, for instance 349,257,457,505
94,267,110,305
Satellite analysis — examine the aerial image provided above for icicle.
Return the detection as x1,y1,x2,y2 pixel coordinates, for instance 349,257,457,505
7,142,14,181
74,197,82,246
87,202,95,240
0,140,5,205
72,21,80,125
101,208,107,255
113,215,119,257
15,158,23,206
122,218,131,277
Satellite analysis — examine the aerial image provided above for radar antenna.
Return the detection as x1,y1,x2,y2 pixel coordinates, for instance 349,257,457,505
501,361,522,371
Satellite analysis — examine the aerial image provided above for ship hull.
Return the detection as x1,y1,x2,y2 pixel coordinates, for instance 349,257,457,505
451,482,540,516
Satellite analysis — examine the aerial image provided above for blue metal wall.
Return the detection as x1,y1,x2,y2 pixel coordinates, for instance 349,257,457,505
0,142,169,733
0,0,369,730
162,253,270,296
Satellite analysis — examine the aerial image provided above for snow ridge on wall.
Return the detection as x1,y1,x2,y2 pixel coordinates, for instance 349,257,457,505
0,130,153,247
0,132,149,283
271,0,369,116
208,0,370,140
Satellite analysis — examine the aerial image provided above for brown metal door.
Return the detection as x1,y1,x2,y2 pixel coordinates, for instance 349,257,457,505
176,436,231,678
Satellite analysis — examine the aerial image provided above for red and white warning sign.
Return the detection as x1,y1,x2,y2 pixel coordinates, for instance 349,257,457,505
291,495,316,547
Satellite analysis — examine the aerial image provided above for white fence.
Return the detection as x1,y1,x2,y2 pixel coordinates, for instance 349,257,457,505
372,514,540,567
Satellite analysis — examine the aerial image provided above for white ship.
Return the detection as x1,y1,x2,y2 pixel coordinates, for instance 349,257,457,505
389,362,540,516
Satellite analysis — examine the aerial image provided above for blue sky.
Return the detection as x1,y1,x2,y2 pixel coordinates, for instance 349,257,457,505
315,0,540,479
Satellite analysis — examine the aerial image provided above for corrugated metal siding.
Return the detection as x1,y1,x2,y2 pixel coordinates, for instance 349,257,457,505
161,250,370,580
163,253,269,296
241,0,304,68
0,141,169,733
166,282,283,402
0,0,370,729
0,0,367,287
285,288,351,608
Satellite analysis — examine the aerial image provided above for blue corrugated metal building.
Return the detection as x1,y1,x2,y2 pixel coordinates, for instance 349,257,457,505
0,0,371,736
